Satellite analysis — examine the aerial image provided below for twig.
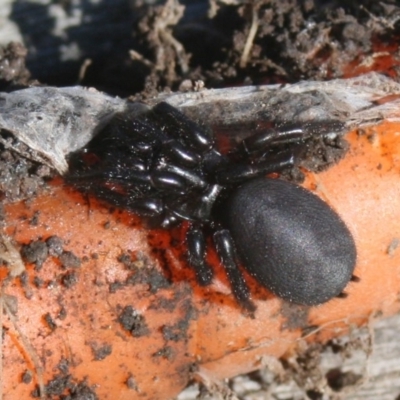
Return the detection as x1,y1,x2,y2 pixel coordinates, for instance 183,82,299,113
240,3,259,68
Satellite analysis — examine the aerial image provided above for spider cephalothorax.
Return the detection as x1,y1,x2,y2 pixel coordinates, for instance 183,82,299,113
66,101,357,310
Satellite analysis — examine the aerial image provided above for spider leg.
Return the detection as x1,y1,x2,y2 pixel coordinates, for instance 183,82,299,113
167,184,223,222
158,212,180,229
213,229,255,311
150,171,191,194
242,120,346,154
68,166,164,218
215,150,295,184
70,151,206,198
154,163,209,191
92,186,164,218
186,226,214,286
336,274,360,300
243,126,307,154
67,169,152,186
151,102,213,153
161,139,201,167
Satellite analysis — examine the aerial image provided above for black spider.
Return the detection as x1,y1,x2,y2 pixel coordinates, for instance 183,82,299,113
66,102,357,310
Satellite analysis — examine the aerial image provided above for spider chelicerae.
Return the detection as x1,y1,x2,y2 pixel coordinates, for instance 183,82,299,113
66,102,357,310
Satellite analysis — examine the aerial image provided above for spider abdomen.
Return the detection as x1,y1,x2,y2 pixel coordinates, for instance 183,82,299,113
222,178,357,305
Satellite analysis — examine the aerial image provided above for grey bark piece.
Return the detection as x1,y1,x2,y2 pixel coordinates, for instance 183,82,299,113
157,72,400,130
1,72,400,174
0,86,127,173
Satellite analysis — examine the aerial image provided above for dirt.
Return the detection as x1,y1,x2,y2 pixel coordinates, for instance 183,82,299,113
1,1,399,399
117,305,151,338
31,375,98,399
2,1,400,94
88,342,113,361
20,239,49,270
59,251,82,269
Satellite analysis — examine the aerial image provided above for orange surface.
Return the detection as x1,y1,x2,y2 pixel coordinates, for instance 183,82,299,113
1,122,400,399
